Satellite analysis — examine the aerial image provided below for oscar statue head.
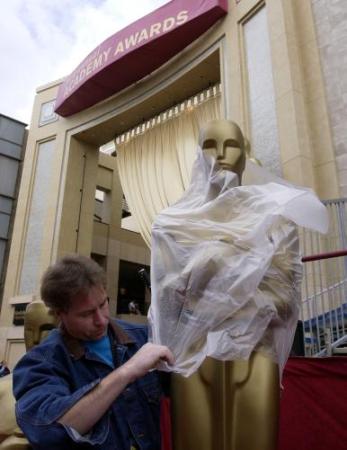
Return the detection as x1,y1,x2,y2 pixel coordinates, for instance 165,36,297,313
199,120,246,182
24,301,57,351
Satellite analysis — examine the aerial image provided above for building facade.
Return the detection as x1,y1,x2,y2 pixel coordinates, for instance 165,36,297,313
0,0,346,366
0,115,27,307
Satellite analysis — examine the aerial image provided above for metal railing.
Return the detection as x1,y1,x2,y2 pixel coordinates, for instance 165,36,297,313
300,250,347,356
299,198,347,356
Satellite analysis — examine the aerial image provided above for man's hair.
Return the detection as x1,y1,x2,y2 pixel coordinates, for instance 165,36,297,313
40,254,106,312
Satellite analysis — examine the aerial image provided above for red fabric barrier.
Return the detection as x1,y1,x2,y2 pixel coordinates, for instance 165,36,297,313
161,397,172,450
278,356,347,450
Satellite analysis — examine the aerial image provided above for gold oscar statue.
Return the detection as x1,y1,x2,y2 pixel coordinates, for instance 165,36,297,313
0,301,57,450
24,300,57,352
171,120,280,450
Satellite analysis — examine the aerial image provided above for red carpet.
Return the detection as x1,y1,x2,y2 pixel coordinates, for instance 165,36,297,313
279,356,347,450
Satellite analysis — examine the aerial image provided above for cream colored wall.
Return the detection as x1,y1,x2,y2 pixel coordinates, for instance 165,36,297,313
57,136,98,257
0,0,341,364
270,0,338,200
227,0,339,199
0,82,65,364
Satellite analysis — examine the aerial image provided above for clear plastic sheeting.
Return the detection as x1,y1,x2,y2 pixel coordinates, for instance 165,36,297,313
148,148,329,377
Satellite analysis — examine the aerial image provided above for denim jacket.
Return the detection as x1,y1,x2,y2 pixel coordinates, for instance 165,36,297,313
13,320,162,450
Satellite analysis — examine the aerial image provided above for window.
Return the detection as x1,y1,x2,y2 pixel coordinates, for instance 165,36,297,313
94,188,110,224
39,100,58,127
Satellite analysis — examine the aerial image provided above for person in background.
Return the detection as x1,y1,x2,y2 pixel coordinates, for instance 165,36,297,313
128,301,141,315
13,254,173,450
117,287,130,314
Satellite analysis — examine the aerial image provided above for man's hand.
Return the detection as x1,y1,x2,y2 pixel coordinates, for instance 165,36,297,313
121,343,174,382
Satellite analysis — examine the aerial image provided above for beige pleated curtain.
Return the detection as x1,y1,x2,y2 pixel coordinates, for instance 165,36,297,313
116,88,221,247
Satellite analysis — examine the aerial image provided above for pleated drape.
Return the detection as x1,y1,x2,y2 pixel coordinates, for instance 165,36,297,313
117,94,221,247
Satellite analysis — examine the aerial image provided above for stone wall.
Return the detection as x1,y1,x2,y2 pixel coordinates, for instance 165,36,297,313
312,0,347,197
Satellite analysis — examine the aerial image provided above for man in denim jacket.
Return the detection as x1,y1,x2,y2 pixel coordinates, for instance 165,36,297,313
13,255,173,450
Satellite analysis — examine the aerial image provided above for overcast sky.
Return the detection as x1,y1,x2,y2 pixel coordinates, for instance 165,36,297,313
1,0,168,125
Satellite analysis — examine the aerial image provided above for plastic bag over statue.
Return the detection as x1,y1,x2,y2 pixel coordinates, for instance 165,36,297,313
148,145,328,378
